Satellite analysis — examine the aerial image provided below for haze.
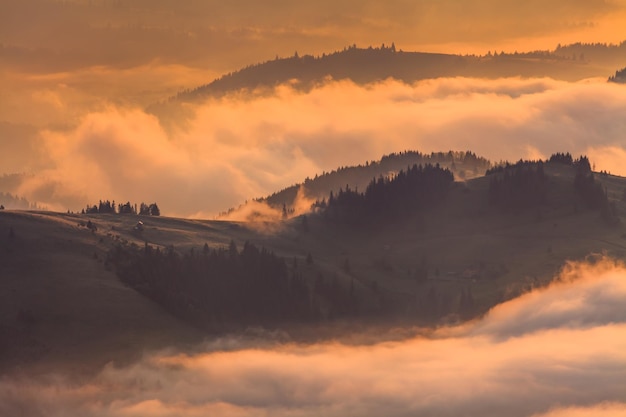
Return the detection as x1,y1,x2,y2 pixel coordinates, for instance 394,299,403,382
2,0,626,215
2,3,626,415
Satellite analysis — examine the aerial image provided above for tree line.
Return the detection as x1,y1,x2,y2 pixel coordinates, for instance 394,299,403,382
245,150,488,217
487,153,619,225
108,240,356,326
83,200,160,216
314,163,454,225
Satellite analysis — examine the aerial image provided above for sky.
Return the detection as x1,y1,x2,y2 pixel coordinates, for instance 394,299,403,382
2,257,625,416
1,0,626,215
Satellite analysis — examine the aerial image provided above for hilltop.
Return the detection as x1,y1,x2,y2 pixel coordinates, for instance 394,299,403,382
220,150,490,220
259,150,489,212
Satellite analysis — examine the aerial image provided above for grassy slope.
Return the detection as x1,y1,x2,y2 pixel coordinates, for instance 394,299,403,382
1,162,625,374
0,212,206,376
281,163,626,319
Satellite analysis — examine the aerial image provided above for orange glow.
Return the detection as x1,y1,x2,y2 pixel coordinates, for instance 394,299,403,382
2,77,624,216
2,1,626,214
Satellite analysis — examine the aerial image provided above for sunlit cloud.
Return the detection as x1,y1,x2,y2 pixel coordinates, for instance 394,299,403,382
1,258,625,417
5,77,626,216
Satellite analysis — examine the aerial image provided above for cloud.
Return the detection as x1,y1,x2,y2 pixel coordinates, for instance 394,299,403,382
7,77,626,216
216,186,315,232
1,257,625,417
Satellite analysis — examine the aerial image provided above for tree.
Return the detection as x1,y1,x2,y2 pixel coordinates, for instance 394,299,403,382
118,202,134,214
149,203,160,216
139,203,151,215
548,152,573,165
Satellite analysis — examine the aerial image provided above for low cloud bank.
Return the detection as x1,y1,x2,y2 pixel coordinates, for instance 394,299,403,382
4,77,626,217
1,257,625,417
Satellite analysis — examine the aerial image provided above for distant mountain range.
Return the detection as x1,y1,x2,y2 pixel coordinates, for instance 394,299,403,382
157,41,626,105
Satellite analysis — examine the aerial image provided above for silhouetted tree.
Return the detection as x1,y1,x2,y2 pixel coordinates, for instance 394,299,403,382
548,152,573,165
139,203,151,215
149,203,160,216
118,202,135,214
98,200,116,214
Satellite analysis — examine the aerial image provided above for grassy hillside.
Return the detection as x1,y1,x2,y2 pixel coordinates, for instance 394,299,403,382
2,160,626,375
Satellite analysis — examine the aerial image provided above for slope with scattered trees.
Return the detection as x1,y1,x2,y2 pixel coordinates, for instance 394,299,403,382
253,150,488,214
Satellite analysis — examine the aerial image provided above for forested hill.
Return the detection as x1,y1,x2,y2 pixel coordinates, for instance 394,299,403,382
168,42,626,103
259,150,490,211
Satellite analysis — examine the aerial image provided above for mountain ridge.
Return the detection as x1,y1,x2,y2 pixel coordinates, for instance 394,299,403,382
156,41,626,107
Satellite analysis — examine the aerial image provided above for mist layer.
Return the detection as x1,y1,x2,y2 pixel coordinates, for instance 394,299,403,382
1,258,625,417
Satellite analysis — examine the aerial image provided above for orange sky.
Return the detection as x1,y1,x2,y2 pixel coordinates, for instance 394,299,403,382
2,0,625,73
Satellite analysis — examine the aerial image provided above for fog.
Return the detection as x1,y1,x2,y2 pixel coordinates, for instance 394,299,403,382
3,77,626,216
1,257,624,417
